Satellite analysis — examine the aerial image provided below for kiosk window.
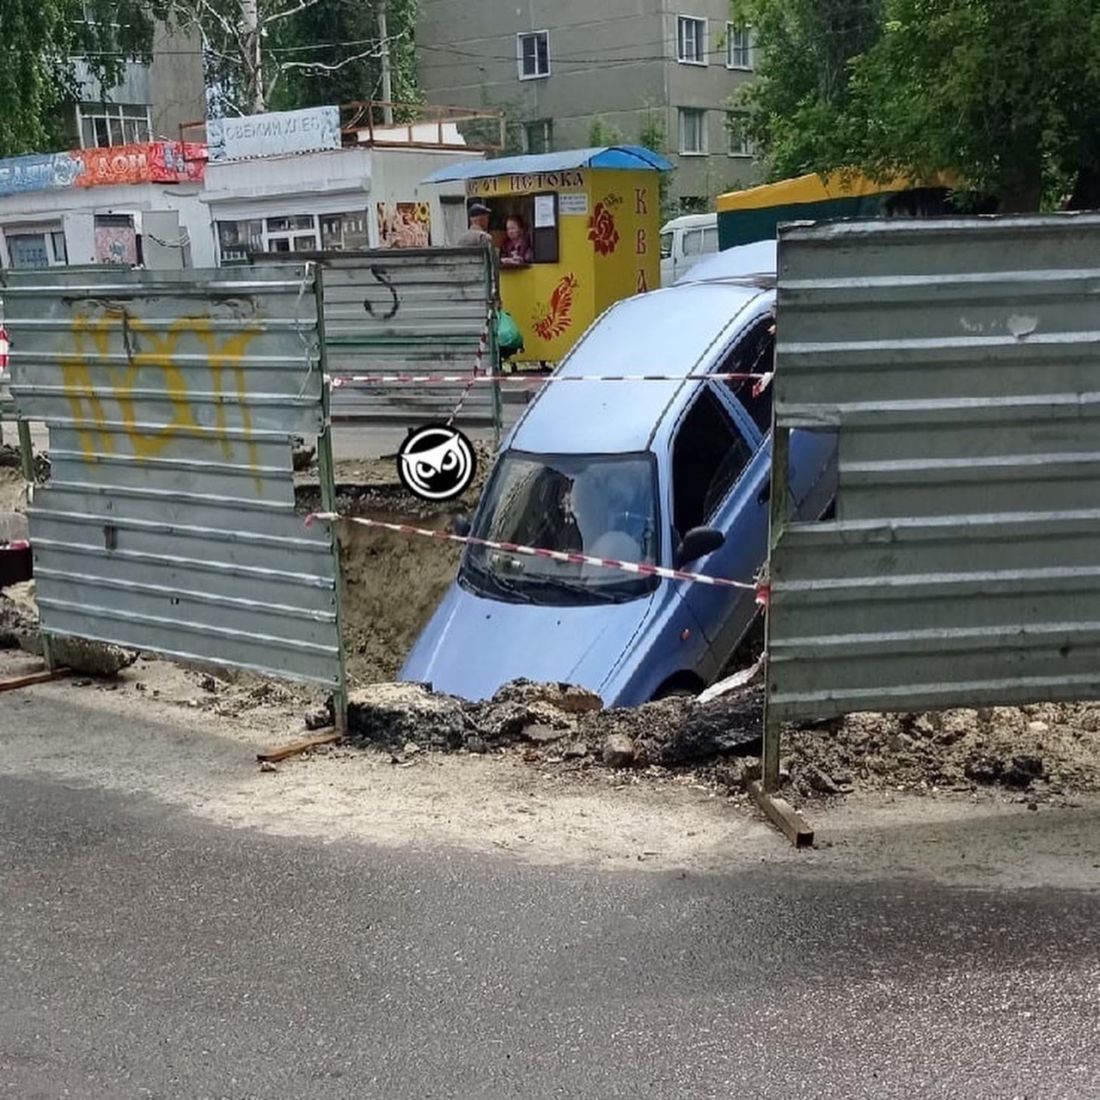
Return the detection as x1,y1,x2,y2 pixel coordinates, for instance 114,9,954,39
487,192,559,265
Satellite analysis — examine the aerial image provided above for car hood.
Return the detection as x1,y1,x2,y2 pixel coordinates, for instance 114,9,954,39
399,582,655,703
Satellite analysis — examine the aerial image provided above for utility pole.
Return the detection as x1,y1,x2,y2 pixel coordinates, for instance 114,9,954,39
378,2,394,124
241,0,265,113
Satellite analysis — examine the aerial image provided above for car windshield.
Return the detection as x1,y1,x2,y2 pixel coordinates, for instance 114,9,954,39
460,451,660,606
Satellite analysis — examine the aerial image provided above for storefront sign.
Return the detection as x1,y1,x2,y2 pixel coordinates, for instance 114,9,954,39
0,142,206,197
0,152,84,195
467,170,586,198
207,106,341,162
75,142,206,188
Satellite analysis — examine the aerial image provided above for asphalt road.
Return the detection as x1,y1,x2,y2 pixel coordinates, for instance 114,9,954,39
2,772,1099,1099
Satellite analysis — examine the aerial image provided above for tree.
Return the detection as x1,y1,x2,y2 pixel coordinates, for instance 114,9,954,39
166,0,418,115
0,0,162,156
734,0,1100,212
587,117,623,147
638,107,675,222
730,0,883,182
272,0,419,111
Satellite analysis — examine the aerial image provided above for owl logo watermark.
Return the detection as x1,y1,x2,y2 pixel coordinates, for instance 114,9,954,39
397,424,476,502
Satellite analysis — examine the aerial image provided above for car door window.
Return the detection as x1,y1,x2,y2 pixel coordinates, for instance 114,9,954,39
720,318,775,436
671,388,752,539
682,229,703,256
702,226,718,253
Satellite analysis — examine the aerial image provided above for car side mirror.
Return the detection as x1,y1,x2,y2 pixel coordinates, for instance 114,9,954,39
676,526,724,567
451,513,472,537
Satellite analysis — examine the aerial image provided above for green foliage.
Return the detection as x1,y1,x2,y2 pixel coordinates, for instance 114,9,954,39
735,0,1100,211
271,0,420,111
172,0,420,116
587,116,623,147
0,0,161,156
637,107,676,222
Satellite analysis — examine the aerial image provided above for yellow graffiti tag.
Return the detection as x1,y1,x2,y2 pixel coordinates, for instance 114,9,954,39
60,310,261,471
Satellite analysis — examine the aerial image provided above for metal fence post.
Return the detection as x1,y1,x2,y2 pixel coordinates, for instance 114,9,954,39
16,418,34,484
762,422,791,793
313,265,350,734
487,250,502,449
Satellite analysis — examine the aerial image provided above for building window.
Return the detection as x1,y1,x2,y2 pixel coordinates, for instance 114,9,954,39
4,228,68,269
726,23,753,70
679,108,707,155
727,111,755,157
677,16,707,65
6,233,50,269
78,103,152,148
524,119,553,155
517,31,550,80
217,219,264,264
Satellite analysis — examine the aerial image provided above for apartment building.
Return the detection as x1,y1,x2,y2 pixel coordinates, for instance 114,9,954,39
416,0,759,212
68,21,207,150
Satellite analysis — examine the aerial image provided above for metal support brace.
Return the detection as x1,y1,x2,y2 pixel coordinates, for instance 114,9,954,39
16,418,34,484
487,251,502,449
314,268,349,735
762,423,790,793
15,417,55,670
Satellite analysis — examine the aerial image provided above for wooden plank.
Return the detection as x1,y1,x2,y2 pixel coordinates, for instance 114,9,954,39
0,667,69,692
748,780,815,848
256,729,341,764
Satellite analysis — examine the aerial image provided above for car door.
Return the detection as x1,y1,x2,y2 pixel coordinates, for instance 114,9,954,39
667,384,768,662
718,315,838,521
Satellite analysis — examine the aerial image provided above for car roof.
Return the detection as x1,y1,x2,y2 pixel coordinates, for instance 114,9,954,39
508,281,769,456
674,240,778,284
660,213,717,231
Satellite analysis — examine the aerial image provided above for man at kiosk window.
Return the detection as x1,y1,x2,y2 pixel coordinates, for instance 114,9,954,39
457,202,493,247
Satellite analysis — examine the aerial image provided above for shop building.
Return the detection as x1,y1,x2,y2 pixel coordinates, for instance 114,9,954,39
0,142,213,270
197,105,492,264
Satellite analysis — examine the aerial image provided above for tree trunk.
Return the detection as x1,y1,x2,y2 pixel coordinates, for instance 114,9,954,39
997,153,1044,213
378,3,394,124
241,0,265,113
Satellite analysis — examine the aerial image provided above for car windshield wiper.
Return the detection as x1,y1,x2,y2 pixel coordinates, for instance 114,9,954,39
523,574,624,603
461,554,535,604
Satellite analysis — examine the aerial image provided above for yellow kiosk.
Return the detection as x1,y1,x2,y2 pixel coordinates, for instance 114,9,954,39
423,146,669,362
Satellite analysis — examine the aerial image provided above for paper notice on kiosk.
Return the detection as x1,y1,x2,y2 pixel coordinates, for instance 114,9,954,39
559,193,589,216
534,194,557,227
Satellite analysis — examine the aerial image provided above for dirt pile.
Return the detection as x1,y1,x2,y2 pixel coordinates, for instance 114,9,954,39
345,678,764,766
340,675,1100,800
0,444,49,483
299,450,495,684
779,703,1100,802
0,581,136,676
0,466,26,515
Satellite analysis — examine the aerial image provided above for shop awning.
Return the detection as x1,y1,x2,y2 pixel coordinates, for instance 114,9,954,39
421,145,671,184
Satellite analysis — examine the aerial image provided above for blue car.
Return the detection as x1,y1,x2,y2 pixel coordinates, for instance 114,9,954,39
400,266,836,705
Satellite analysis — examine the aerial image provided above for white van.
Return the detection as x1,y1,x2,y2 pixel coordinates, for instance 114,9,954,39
659,213,719,286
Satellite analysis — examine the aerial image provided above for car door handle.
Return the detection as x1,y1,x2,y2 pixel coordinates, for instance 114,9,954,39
757,480,770,505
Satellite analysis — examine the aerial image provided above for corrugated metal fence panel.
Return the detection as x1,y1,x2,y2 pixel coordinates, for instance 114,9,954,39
262,248,500,426
3,265,342,687
0,369,12,422
769,214,1100,721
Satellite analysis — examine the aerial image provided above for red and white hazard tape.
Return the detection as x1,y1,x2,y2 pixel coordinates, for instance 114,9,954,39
330,370,775,398
446,307,494,426
307,511,764,594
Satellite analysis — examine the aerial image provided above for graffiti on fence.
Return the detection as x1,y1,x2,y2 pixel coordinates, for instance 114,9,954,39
57,309,262,478
361,265,400,320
